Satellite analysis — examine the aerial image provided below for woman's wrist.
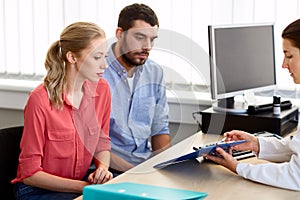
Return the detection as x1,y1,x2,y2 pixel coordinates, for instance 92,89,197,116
97,164,109,171
64,180,90,193
253,137,260,154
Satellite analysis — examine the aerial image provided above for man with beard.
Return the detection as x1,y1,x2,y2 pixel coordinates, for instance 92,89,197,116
103,3,171,175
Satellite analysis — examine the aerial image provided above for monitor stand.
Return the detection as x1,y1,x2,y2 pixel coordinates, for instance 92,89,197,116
212,97,248,114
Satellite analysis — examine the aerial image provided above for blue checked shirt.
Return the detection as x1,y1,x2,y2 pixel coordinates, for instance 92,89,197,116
103,44,170,166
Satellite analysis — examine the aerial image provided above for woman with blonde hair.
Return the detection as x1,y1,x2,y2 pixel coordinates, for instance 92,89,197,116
12,22,112,199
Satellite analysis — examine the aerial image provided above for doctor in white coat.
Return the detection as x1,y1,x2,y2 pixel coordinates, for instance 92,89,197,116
207,18,300,191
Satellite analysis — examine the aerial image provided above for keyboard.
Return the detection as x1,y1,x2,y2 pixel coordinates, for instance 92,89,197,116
232,149,255,160
253,131,283,139
195,141,253,160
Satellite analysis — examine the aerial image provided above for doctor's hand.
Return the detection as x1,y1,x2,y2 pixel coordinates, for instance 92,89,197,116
88,167,113,184
223,130,260,154
205,147,238,173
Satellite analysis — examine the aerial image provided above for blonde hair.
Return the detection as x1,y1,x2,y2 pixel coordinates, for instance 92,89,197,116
44,22,106,110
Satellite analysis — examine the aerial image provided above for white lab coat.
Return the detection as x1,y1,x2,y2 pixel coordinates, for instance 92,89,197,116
236,130,300,191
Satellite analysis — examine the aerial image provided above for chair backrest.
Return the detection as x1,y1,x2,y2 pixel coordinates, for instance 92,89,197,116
0,126,23,200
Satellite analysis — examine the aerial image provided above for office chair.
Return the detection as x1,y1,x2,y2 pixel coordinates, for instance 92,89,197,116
0,126,23,200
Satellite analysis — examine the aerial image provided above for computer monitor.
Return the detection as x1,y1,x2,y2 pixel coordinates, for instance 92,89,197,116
208,23,277,114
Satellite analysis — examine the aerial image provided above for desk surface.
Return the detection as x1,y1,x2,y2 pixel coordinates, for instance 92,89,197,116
76,132,299,200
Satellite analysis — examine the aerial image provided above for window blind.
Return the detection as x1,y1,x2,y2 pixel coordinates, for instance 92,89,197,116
0,0,297,90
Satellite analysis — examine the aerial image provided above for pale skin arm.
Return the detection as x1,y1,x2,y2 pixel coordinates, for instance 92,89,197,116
206,130,260,173
151,134,171,155
23,172,88,193
23,151,112,193
110,152,134,172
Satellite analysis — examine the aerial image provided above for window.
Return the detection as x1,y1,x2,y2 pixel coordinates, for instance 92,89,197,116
0,0,298,92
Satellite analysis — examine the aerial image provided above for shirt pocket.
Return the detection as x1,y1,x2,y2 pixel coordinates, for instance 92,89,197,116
132,96,155,125
47,129,75,159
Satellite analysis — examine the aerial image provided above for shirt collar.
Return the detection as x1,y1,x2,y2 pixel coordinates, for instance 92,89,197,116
62,92,72,107
62,80,99,108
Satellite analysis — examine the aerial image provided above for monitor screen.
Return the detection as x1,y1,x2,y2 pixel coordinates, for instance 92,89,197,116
208,24,277,113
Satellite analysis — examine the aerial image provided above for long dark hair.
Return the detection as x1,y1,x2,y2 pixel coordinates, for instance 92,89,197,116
282,19,300,49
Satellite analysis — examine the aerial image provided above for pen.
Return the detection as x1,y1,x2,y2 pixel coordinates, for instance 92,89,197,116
219,137,226,143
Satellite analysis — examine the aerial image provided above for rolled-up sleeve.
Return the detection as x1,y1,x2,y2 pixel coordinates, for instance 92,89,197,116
151,71,169,136
12,92,46,183
95,80,111,153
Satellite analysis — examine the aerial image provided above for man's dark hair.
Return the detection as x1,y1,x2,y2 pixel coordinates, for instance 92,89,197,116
118,3,159,31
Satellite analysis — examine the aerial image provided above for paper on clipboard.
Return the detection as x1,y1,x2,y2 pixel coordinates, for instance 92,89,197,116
153,140,247,169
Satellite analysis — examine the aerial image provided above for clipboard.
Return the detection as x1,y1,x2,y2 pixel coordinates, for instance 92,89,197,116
153,140,247,169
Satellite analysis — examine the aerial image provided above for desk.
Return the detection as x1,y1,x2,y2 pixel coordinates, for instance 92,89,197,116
76,132,299,200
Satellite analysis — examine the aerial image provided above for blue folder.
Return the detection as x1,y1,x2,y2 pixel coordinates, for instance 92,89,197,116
83,182,207,200
153,140,247,169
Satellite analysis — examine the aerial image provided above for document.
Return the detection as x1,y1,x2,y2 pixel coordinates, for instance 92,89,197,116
153,140,247,169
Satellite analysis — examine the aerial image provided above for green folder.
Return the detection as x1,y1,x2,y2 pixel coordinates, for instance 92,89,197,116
83,182,207,200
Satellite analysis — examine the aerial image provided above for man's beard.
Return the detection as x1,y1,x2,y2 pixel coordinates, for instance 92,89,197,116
121,51,148,66
120,38,149,66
